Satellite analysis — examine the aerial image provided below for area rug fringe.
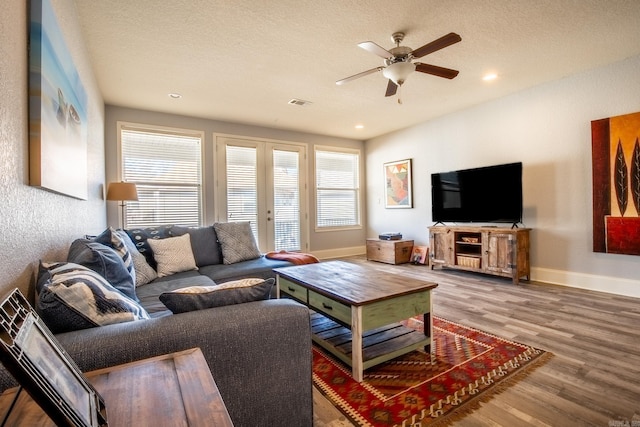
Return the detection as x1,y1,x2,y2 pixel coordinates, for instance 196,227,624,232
312,316,553,427
417,350,553,427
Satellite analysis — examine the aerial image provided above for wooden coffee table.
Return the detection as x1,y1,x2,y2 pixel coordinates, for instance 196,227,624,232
274,260,437,382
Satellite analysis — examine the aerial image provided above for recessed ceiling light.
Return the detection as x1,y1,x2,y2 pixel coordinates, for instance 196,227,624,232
168,93,182,99
288,98,312,106
355,124,364,129
482,73,498,81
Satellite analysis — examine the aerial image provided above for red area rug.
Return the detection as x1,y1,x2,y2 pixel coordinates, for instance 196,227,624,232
313,316,551,426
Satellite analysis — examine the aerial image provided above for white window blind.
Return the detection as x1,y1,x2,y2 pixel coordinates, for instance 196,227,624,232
315,149,360,228
120,126,202,228
225,145,259,239
273,149,300,250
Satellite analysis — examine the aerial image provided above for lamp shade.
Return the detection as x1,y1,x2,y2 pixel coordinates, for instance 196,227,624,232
106,182,138,201
382,61,416,85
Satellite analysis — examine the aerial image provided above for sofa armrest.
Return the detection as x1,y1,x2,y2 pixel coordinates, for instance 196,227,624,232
0,299,312,427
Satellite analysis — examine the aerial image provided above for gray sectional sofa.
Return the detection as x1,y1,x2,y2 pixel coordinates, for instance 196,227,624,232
0,223,313,427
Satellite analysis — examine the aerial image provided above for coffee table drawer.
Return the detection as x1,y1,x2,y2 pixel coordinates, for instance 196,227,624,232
279,278,308,303
309,290,350,324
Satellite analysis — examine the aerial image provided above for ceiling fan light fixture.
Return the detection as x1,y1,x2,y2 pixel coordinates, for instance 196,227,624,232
382,61,415,85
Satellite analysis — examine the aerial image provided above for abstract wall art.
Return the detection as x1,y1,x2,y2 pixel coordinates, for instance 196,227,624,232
591,111,640,255
384,159,412,208
29,0,88,199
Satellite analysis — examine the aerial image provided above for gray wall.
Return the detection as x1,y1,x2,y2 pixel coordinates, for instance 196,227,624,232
366,54,640,298
104,106,366,255
0,0,106,299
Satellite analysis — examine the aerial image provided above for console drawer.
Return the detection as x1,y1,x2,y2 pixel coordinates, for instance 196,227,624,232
279,278,308,303
308,290,351,324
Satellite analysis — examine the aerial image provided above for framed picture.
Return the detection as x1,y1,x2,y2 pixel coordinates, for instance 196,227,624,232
0,289,107,427
384,159,412,208
29,0,88,200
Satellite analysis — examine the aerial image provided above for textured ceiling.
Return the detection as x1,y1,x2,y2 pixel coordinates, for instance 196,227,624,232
74,0,640,140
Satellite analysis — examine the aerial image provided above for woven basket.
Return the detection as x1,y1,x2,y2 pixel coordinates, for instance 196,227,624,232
456,256,480,268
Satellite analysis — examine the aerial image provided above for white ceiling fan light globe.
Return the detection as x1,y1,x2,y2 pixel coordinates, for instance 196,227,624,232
382,61,416,85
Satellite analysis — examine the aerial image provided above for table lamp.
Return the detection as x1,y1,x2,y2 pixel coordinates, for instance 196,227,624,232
106,182,138,227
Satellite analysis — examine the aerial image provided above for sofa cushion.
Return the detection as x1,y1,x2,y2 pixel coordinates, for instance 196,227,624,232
93,227,136,284
198,256,292,282
116,229,158,286
147,233,198,277
171,225,222,267
35,262,149,334
67,239,138,301
125,225,174,269
159,278,274,314
136,274,216,317
213,222,261,265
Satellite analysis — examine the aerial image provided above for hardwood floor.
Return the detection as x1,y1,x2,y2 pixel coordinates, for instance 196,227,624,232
313,257,640,426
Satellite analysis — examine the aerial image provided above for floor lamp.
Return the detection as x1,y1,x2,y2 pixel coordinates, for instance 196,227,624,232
106,182,138,228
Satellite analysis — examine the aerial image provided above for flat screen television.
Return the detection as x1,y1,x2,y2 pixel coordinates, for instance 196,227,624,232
431,162,523,224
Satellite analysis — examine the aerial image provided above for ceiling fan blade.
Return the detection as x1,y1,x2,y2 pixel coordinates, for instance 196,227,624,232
412,32,461,58
415,63,460,79
385,80,398,97
358,41,393,59
336,67,383,85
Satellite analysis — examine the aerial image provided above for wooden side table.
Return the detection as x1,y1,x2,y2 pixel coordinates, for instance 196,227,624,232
366,238,414,264
0,348,233,427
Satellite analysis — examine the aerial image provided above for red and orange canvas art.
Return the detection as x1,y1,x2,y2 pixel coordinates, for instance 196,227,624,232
591,111,640,255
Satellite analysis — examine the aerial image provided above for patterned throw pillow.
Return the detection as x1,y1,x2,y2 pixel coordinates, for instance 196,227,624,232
171,225,222,267
159,278,274,313
125,225,174,269
146,233,198,277
213,222,262,265
36,262,150,334
116,230,158,287
93,227,136,286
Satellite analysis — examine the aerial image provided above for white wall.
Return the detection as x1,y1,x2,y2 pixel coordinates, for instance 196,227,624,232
366,55,640,298
104,106,366,255
0,0,106,299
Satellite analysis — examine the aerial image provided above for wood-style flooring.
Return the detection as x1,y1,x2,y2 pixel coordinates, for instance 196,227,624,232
313,257,640,427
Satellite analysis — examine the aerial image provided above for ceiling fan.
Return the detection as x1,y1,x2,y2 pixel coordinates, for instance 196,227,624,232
336,32,461,102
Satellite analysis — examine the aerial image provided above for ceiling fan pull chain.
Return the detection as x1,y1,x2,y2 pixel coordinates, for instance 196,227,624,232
397,85,403,105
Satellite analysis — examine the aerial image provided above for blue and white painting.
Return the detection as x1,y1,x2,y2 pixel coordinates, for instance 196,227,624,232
30,0,88,200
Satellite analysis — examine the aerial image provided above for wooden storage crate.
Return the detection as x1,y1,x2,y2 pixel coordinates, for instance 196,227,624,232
366,238,414,265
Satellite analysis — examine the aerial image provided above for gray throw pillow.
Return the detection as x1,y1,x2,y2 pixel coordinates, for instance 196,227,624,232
36,262,149,334
213,222,261,265
159,278,274,314
67,239,138,301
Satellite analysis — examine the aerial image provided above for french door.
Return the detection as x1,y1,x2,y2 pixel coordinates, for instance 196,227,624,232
215,136,307,252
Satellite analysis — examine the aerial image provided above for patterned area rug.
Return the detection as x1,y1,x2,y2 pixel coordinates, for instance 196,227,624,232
313,316,551,426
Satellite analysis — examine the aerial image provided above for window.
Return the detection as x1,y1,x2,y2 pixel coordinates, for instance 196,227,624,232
118,123,203,228
216,137,307,252
315,147,361,229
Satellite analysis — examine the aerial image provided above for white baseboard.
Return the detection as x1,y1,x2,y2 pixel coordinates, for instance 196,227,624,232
532,267,640,299
308,248,640,299
312,246,366,260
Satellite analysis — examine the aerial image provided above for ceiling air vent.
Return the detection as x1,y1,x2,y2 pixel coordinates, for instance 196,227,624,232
288,98,312,106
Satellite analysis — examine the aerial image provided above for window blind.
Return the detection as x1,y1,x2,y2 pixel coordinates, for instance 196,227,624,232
315,149,360,228
273,149,300,250
120,127,202,228
225,146,259,239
